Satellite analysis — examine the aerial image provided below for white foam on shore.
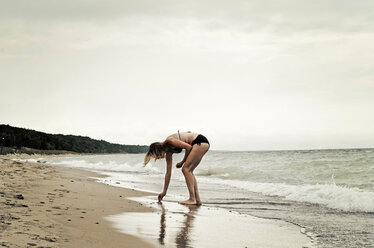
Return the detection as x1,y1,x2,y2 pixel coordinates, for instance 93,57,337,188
199,177,374,212
106,196,313,248
33,158,162,173
25,155,374,213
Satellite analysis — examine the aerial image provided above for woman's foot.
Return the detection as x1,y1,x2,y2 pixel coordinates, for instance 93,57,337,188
179,199,202,206
179,199,197,205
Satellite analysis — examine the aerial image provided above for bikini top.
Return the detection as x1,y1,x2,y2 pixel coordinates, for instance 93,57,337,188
171,130,183,153
171,130,193,153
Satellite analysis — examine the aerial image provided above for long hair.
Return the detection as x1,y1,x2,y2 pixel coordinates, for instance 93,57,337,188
143,140,179,166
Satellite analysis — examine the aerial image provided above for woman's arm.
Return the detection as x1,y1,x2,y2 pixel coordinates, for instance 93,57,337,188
159,152,173,202
167,138,193,168
167,138,192,151
176,149,191,168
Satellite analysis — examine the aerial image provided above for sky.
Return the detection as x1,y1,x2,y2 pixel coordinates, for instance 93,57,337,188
1,0,373,151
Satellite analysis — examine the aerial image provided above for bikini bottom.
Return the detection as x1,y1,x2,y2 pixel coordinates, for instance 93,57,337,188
191,134,210,146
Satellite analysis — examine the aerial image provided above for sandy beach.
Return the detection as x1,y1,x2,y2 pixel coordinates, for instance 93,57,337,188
1,154,313,248
0,154,154,248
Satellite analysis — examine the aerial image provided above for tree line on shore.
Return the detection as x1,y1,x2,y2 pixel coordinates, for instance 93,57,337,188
0,124,148,154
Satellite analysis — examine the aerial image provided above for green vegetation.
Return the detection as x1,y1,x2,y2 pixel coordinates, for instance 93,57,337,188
0,124,148,155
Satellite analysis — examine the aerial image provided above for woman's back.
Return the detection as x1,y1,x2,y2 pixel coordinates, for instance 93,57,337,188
167,131,198,144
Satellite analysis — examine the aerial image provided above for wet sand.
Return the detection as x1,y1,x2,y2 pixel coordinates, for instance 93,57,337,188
0,155,154,248
107,196,313,248
1,154,312,248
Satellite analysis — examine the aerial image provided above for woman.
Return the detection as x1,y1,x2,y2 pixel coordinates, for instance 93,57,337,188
144,131,210,205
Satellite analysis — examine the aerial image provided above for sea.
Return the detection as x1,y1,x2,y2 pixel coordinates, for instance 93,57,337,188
32,148,374,248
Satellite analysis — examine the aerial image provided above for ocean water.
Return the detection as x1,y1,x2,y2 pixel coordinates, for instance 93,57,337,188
35,149,374,248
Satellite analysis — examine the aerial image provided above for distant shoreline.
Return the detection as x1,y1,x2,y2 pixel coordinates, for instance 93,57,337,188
2,146,372,157
0,146,147,156
0,124,148,154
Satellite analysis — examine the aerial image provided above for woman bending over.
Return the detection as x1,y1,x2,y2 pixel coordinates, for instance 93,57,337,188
144,131,210,205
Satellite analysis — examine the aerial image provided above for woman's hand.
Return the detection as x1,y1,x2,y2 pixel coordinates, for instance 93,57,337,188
158,192,166,202
176,161,184,168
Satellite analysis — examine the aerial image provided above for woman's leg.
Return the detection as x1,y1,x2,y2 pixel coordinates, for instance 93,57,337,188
180,143,209,205
192,174,201,205
181,166,196,204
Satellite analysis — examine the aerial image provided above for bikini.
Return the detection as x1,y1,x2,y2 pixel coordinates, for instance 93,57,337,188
191,134,210,146
178,130,210,146
171,131,209,153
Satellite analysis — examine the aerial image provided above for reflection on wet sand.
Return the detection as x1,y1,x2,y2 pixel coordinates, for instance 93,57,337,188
175,206,196,248
158,202,199,248
158,203,166,245
106,196,312,248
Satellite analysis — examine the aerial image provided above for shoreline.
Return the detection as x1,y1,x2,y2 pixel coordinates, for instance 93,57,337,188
107,196,313,248
1,154,313,247
0,154,155,248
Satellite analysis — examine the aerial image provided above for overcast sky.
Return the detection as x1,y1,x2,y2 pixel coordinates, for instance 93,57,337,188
1,0,373,150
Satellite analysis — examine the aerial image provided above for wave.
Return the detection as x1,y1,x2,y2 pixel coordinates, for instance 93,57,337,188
25,154,374,213
35,158,162,174
199,177,374,213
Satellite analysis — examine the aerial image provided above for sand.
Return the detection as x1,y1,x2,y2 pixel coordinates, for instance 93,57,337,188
1,154,312,248
107,197,313,248
0,154,154,248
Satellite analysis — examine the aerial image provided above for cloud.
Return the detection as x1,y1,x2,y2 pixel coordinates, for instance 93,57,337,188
1,0,373,149
1,0,373,34
1,0,373,58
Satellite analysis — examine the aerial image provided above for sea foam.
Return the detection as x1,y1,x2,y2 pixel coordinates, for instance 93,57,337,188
26,150,374,213
199,177,374,213
31,158,162,174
